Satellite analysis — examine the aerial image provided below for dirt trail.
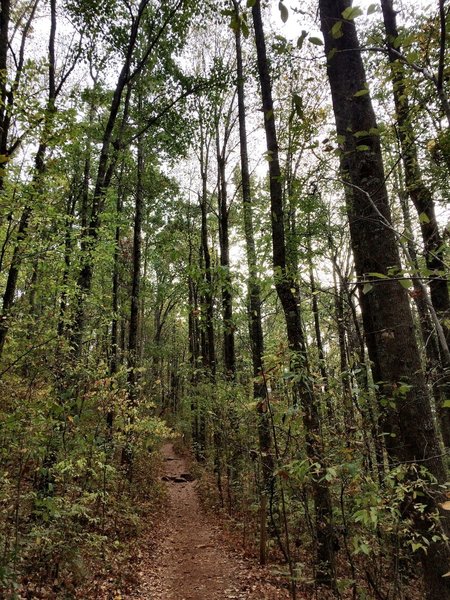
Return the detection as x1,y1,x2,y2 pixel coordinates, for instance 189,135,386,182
132,442,290,600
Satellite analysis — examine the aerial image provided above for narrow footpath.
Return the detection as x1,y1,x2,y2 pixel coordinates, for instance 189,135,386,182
131,442,290,600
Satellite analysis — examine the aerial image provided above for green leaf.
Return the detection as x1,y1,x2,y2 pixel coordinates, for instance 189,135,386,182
247,0,256,6
356,145,370,151
359,542,371,555
342,6,363,20
327,47,337,61
411,542,424,552
367,3,378,15
442,400,450,408
309,36,324,46
0,154,8,164
297,30,307,49
331,21,343,39
363,282,373,294
241,19,249,38
419,212,431,224
229,14,239,32
279,1,288,23
354,88,369,97
367,272,389,279
399,279,412,289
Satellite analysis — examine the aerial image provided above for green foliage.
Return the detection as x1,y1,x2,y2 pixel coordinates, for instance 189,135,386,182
0,0,449,597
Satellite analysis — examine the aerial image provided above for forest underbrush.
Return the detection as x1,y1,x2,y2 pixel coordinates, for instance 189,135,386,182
0,367,169,599
177,381,429,600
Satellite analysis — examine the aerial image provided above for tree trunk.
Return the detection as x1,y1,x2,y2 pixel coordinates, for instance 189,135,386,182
199,182,216,378
122,124,144,476
127,137,143,403
394,162,450,439
319,1,450,595
215,121,235,378
252,0,336,586
70,1,151,352
233,0,272,565
0,0,57,359
381,0,450,345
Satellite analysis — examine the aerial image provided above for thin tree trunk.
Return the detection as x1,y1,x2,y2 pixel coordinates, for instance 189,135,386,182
233,0,272,565
70,1,152,352
252,1,336,587
122,119,144,476
0,0,56,359
215,121,235,378
381,0,450,343
127,136,143,403
57,193,77,337
199,183,216,378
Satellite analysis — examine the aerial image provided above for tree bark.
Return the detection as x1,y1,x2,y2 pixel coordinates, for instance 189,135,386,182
233,0,272,565
0,0,56,359
215,118,236,378
127,135,144,404
319,1,450,595
252,0,336,586
381,0,450,345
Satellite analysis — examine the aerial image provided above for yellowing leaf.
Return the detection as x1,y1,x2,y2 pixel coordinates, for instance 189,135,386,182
440,501,450,510
342,6,363,20
419,212,431,224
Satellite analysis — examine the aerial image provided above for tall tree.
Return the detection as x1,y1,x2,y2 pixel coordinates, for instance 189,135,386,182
0,0,58,358
319,1,450,596
380,0,450,353
215,93,236,378
232,0,272,564
251,0,336,587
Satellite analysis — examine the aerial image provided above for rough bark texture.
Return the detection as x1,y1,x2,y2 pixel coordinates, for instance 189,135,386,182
319,1,450,596
252,0,336,586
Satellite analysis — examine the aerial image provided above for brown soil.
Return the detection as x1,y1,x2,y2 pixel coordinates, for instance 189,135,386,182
130,442,292,600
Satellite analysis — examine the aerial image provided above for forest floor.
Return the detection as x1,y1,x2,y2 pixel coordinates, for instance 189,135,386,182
128,442,293,600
